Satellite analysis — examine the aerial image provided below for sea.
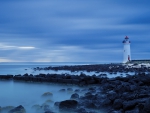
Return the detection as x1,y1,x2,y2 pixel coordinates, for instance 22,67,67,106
0,62,133,113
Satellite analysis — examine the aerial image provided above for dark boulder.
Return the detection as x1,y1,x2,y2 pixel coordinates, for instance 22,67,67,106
108,109,123,113
59,100,78,111
123,100,137,111
44,111,55,113
107,91,118,101
70,93,79,100
83,92,95,100
124,108,139,113
113,99,123,110
88,87,96,93
76,108,87,113
54,102,60,108
143,98,150,112
74,89,80,92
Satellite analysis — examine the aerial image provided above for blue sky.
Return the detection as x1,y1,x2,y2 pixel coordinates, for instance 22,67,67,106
0,0,150,62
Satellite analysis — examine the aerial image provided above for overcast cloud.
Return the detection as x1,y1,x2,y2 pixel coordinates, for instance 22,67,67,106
0,0,150,62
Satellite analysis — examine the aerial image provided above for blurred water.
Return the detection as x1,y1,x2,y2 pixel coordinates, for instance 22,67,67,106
0,62,134,78
0,62,98,75
0,80,84,113
0,62,134,112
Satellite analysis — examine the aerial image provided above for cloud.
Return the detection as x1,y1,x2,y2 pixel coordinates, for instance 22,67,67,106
0,57,17,62
0,0,150,62
0,43,36,50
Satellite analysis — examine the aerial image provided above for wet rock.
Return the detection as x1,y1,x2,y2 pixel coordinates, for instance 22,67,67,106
70,93,79,100
8,105,26,113
88,87,96,93
102,98,112,107
108,109,123,113
54,102,60,108
74,89,80,92
76,108,87,113
59,89,66,92
42,92,53,98
143,98,150,112
113,99,123,110
42,104,50,111
59,100,78,111
84,101,97,109
124,108,139,113
44,111,55,113
83,92,95,100
123,100,137,111
67,88,73,92
107,91,118,101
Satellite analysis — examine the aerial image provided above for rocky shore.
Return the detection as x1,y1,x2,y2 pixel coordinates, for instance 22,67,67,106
0,63,150,113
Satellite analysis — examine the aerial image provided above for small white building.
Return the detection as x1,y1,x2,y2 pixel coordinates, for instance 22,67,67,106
122,36,131,63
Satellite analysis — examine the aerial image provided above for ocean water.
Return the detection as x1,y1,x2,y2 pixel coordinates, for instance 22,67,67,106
0,62,133,77
0,80,86,113
0,62,97,75
0,62,133,113
0,62,98,113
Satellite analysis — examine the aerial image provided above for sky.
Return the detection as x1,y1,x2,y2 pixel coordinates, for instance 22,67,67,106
0,0,150,63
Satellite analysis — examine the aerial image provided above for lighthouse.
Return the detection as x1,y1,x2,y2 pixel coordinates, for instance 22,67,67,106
122,36,131,63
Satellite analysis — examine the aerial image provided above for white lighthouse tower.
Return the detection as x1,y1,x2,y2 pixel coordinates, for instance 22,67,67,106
122,36,131,63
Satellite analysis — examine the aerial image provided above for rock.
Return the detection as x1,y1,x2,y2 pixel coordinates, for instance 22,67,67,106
102,98,112,107
74,89,80,93
59,89,66,92
108,109,123,113
42,104,50,111
44,111,55,113
123,100,137,111
88,87,96,93
125,107,139,113
59,100,78,111
8,105,26,113
113,99,123,110
67,88,73,92
42,92,53,98
70,93,79,100
84,101,97,109
76,108,87,113
107,91,118,101
143,98,150,112
54,102,60,108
